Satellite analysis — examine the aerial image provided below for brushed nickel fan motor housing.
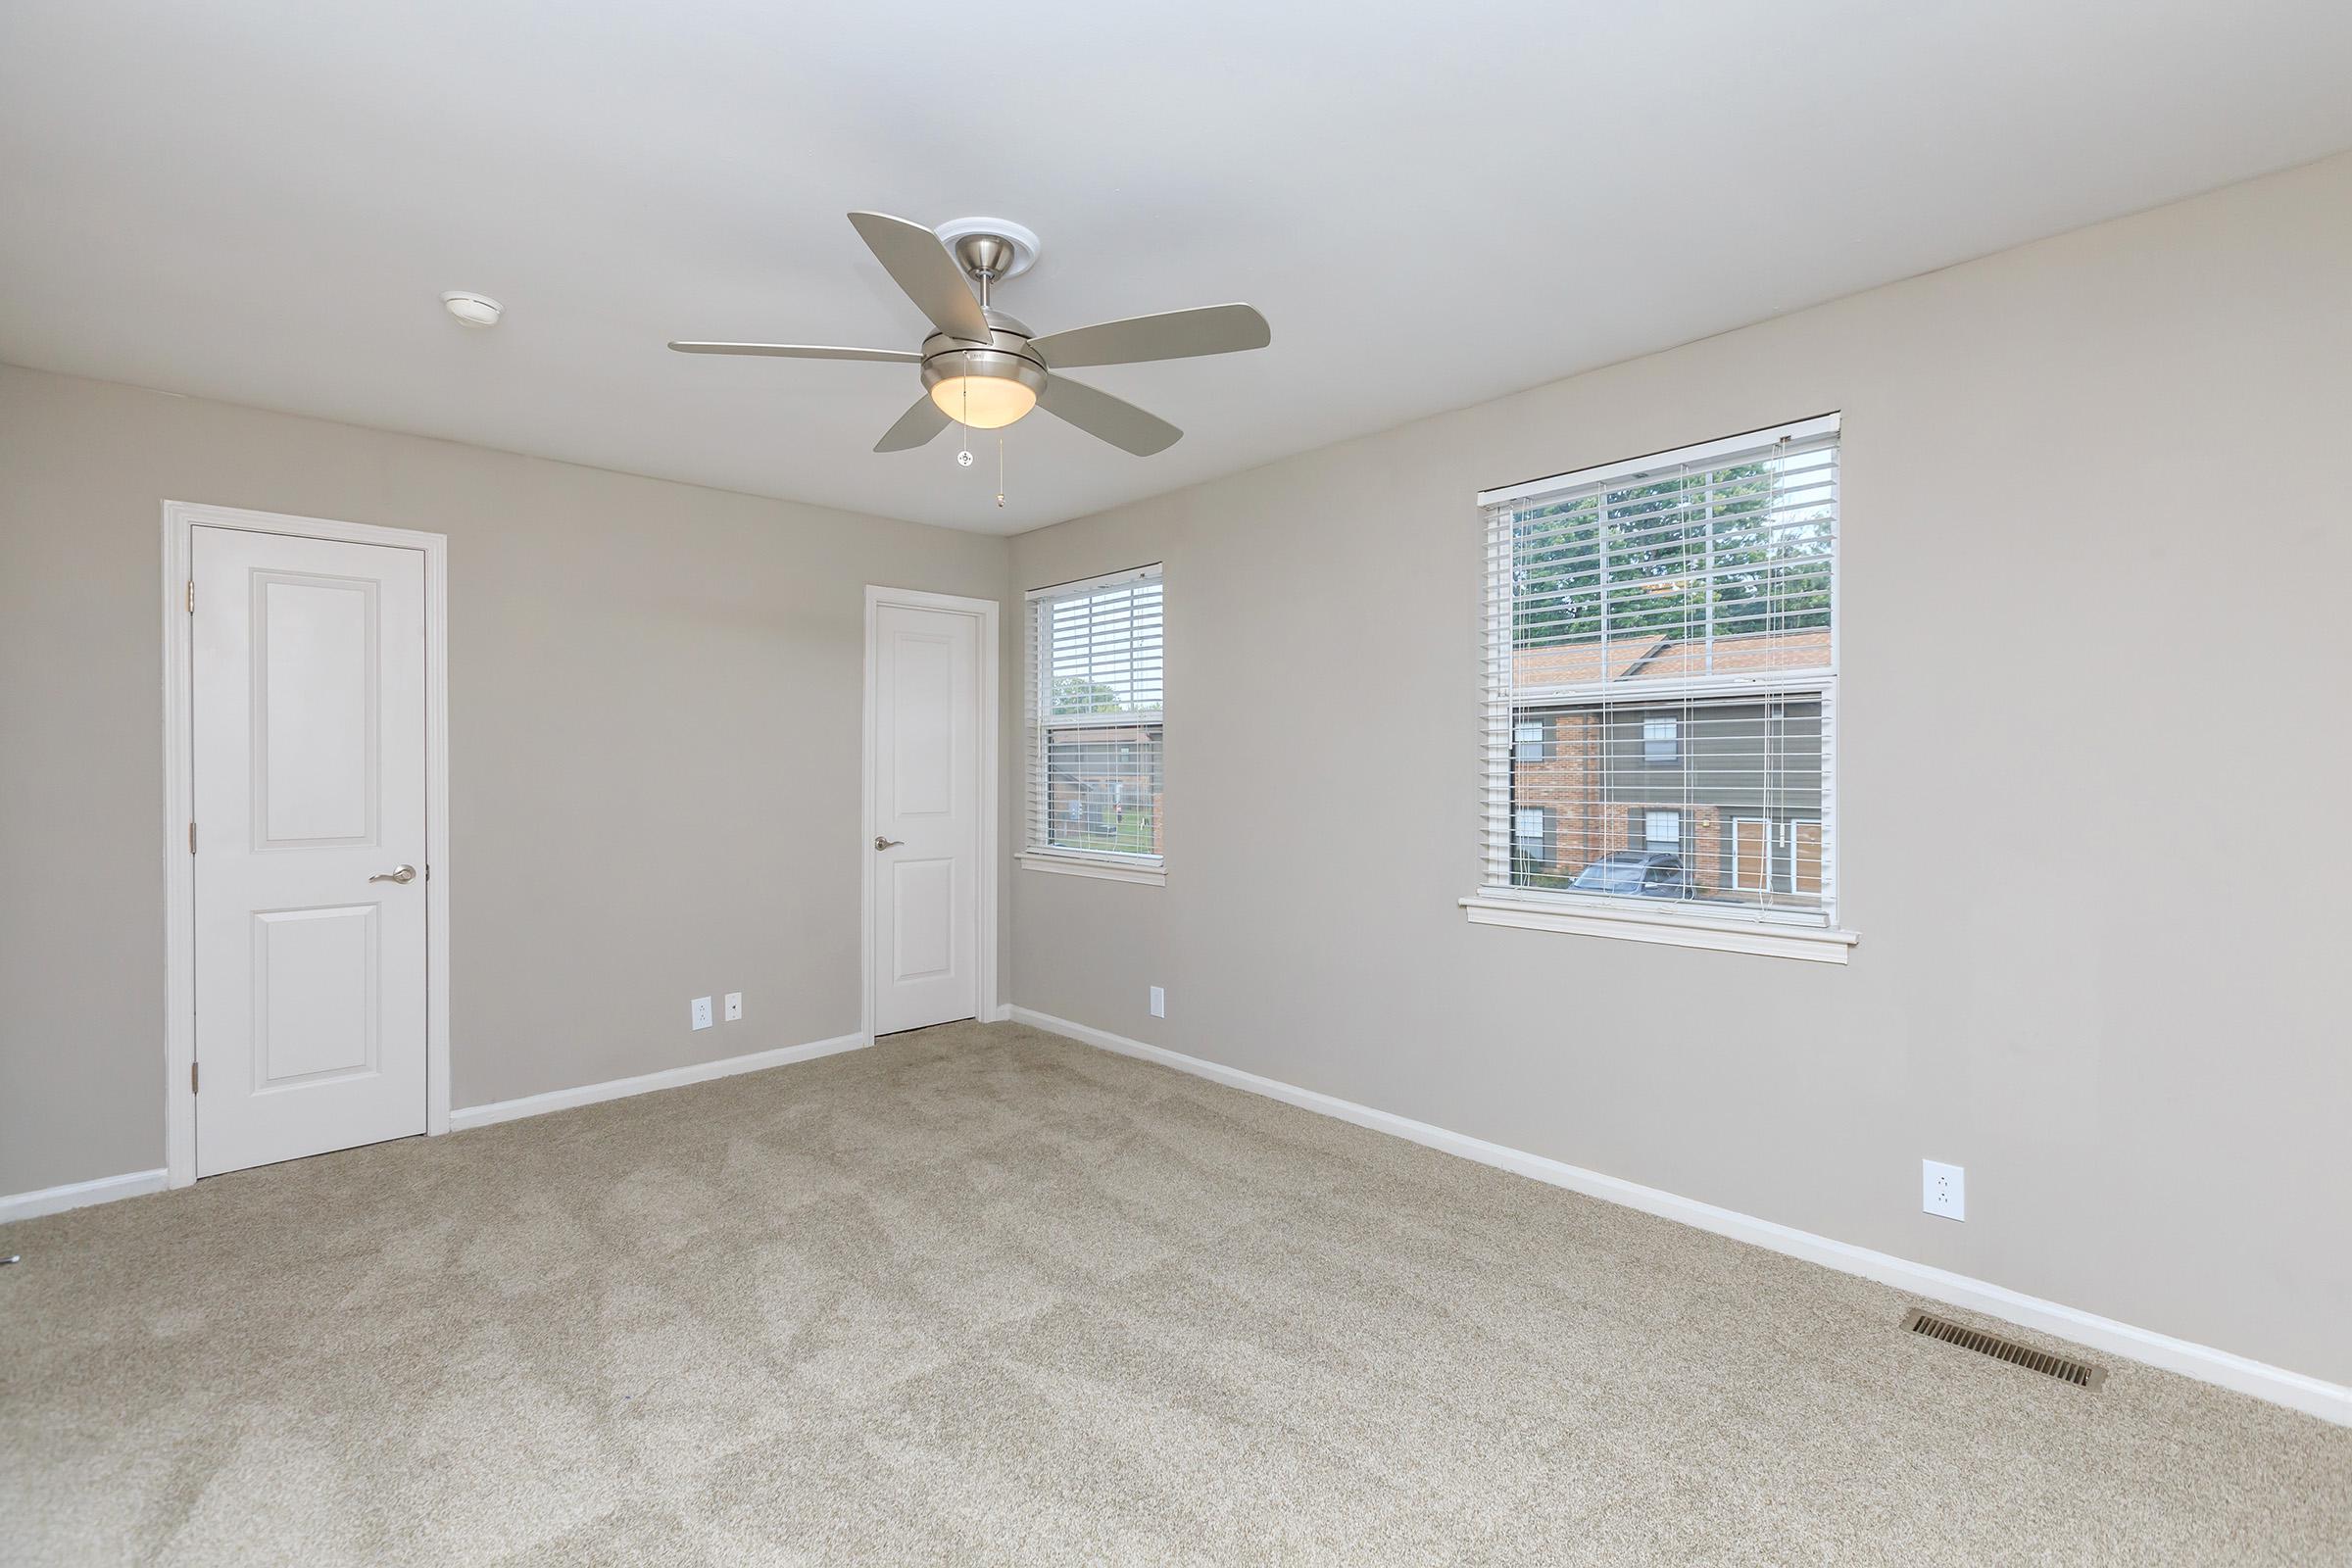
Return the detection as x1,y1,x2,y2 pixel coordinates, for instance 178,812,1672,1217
919,309,1048,401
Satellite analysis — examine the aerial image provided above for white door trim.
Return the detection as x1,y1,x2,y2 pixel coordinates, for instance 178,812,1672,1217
161,501,452,1189
860,585,1000,1040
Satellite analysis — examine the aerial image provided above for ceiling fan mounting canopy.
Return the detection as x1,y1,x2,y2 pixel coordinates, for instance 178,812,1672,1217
667,211,1270,459
956,233,1016,281
934,216,1040,284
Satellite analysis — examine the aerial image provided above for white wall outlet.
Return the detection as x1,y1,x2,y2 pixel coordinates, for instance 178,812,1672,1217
691,996,713,1031
1922,1158,1965,1221
723,992,743,1022
1149,986,1166,1019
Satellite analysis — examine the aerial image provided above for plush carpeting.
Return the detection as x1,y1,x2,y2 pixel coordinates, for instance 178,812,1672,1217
3,1021,2345,1565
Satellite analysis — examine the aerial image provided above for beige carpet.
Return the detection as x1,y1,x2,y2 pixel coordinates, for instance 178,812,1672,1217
3,1021,2345,1565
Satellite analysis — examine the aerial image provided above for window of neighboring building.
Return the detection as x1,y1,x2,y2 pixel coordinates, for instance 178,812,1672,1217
1472,415,1846,957
1021,565,1164,883
1643,809,1681,857
1514,806,1553,868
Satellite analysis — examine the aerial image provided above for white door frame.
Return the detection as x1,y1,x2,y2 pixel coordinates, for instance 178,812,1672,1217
859,585,1001,1039
1733,815,1770,892
161,501,452,1188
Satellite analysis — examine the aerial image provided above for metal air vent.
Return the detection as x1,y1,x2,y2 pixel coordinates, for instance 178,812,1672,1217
1902,1307,2107,1390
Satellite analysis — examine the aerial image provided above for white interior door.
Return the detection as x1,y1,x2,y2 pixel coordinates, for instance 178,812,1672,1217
191,525,428,1176
869,600,981,1036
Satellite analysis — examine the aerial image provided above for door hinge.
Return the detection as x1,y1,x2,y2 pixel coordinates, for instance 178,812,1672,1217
186,578,195,614
191,1060,199,1095
188,821,197,855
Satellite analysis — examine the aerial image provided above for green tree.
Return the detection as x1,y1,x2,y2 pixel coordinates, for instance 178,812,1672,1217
1509,460,1831,658
1050,675,1126,716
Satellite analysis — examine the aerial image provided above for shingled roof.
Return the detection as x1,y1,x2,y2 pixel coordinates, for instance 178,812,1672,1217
1513,627,1832,692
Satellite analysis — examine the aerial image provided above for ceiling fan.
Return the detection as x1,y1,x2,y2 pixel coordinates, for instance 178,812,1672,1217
669,213,1270,457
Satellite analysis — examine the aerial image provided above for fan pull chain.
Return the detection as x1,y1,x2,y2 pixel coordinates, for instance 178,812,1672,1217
956,375,973,467
997,436,1006,509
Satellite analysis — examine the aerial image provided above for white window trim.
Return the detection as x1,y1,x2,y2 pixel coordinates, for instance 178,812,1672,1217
1028,564,1160,598
1478,412,1841,507
1459,894,1858,963
1642,712,1680,764
1024,564,1165,885
1467,414,1851,963
1017,847,1167,886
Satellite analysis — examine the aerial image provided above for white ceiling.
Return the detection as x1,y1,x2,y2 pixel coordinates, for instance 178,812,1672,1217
5,2,2349,535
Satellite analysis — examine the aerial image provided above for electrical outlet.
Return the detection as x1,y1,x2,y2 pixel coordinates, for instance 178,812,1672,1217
1922,1159,1965,1221
1149,986,1165,1019
723,992,743,1022
691,996,713,1031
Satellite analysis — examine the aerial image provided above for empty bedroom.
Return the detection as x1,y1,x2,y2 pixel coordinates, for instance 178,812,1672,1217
2,2,2348,1562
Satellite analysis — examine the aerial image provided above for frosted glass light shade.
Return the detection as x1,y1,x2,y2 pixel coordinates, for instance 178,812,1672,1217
929,375,1037,429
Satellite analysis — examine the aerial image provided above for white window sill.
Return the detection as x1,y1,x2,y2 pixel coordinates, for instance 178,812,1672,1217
1019,850,1166,887
1459,893,1857,964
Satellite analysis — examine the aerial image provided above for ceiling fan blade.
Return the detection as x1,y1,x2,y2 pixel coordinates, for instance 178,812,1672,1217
847,212,994,346
1038,376,1182,457
1029,304,1270,368
668,341,919,363
874,395,952,453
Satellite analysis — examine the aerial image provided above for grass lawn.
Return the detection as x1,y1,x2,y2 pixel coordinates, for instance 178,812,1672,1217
1057,812,1158,855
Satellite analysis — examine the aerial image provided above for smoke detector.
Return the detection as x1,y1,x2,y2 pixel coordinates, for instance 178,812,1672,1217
441,291,502,327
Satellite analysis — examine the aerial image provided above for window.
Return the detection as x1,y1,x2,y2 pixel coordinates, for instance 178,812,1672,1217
1466,415,1851,960
1642,809,1681,857
1515,719,1547,762
1514,806,1554,869
1021,565,1164,883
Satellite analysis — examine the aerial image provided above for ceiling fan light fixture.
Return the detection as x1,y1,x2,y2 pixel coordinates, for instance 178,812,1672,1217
931,373,1035,429
920,343,1045,430
927,373,1036,429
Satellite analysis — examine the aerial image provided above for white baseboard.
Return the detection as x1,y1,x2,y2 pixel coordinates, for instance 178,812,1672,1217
3,1032,878,1223
0,1167,170,1224
449,1031,873,1132
1007,1005,2352,1429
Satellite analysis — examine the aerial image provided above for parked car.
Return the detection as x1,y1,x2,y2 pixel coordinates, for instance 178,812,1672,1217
1569,851,1696,899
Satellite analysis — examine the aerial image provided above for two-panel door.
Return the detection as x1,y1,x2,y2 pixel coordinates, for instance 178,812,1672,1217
191,526,429,1176
869,601,982,1036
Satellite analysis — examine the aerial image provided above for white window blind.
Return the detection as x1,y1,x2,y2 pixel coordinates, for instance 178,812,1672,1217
1479,414,1838,927
1026,565,1164,864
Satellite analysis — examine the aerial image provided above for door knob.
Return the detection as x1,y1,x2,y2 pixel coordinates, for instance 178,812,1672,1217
369,864,418,884
874,836,905,851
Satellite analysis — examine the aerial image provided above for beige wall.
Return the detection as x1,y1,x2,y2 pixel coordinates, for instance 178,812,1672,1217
5,154,2346,1387
0,366,1010,1194
1007,154,2352,1386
